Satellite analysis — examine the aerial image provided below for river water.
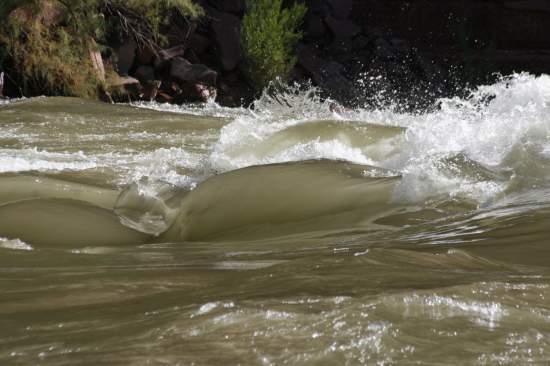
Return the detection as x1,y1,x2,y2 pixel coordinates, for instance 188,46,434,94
1,73,550,365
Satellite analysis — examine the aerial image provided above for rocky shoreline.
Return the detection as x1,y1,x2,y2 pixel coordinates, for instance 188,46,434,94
2,0,550,109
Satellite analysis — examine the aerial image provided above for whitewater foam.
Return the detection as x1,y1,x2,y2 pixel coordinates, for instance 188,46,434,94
209,73,550,203
0,237,33,251
3,73,550,205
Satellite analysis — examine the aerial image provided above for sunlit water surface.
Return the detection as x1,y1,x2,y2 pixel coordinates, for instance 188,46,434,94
1,73,550,365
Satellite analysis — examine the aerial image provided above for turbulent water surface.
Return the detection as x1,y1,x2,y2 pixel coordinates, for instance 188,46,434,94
2,74,550,365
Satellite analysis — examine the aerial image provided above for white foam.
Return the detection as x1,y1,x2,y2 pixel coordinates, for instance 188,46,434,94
0,237,33,251
0,147,205,188
0,148,99,173
3,74,550,203
209,73,550,203
131,100,247,119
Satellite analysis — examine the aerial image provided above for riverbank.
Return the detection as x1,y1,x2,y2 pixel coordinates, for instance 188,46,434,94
2,0,550,109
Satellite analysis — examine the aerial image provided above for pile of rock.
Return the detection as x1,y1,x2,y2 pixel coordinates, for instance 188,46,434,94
104,0,251,106
106,42,218,104
294,0,450,108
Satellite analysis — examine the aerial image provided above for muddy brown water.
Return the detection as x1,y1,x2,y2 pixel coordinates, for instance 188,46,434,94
1,84,550,365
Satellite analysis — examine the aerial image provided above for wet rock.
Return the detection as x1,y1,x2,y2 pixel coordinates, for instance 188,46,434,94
165,21,197,48
158,45,186,63
110,75,142,100
136,45,156,65
156,91,174,104
222,71,241,85
111,75,141,87
188,34,211,55
297,44,354,100
324,16,361,39
195,83,217,102
170,57,218,85
142,80,161,101
99,90,114,104
134,65,156,84
173,82,217,104
211,11,243,71
160,81,182,96
115,39,137,76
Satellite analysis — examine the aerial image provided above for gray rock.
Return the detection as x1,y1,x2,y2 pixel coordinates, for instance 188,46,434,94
158,45,186,62
211,11,243,71
170,57,218,85
188,34,211,55
134,65,156,84
142,80,161,101
136,45,156,65
115,39,137,76
297,44,354,99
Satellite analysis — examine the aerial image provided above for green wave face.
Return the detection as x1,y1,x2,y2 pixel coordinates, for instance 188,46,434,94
162,160,401,241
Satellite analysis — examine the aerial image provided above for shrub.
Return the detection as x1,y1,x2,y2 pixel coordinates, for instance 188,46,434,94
102,0,203,46
0,0,203,98
0,1,102,98
241,0,306,92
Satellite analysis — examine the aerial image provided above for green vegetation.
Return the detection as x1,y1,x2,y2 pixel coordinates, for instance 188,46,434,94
0,1,102,98
0,0,202,98
241,0,307,92
101,0,203,47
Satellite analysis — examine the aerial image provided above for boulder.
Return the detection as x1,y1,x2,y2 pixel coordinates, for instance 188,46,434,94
170,57,218,85
136,45,156,65
115,39,137,76
188,34,211,55
297,44,354,99
158,45,186,63
134,65,156,84
324,16,361,39
156,91,174,104
195,83,218,103
211,11,243,71
165,21,197,48
142,80,161,101
173,83,217,104
110,75,141,87
109,75,142,100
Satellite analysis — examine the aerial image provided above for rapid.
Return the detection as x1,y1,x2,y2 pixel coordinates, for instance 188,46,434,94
1,73,550,364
